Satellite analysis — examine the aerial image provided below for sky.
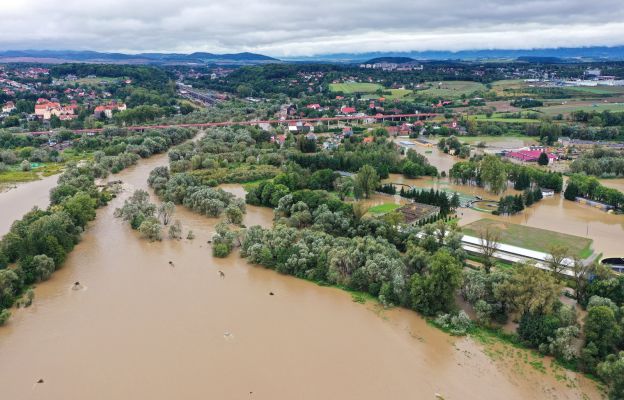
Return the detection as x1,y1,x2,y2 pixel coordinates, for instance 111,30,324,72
1,0,624,57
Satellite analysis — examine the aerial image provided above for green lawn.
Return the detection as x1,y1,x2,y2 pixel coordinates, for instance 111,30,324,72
462,218,593,258
367,203,401,214
329,82,383,94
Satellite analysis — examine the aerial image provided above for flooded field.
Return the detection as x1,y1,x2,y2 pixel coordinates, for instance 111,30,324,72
600,178,624,192
385,173,623,258
0,152,604,399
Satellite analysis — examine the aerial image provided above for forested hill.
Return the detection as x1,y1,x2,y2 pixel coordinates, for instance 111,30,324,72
0,50,279,65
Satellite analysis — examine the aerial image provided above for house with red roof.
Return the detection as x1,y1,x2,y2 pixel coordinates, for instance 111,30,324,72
306,103,321,110
340,106,356,114
94,102,127,118
505,150,557,164
362,136,374,144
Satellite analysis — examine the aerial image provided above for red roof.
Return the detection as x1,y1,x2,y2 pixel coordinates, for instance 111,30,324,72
341,106,356,114
506,150,557,162
363,136,374,143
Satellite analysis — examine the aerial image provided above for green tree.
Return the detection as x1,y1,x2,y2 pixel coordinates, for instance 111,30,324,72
584,305,621,363
30,254,56,282
62,191,97,228
225,205,244,225
480,155,507,194
354,165,380,199
409,249,462,315
538,152,550,166
598,352,624,400
138,217,162,241
495,263,561,315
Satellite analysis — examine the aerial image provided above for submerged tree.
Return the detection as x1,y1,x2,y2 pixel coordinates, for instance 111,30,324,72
138,217,162,241
157,201,176,225
168,220,182,239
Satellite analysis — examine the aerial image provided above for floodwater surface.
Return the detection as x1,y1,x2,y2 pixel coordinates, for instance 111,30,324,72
0,174,58,236
0,152,603,399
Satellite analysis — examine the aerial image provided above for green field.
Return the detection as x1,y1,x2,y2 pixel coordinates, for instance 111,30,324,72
565,86,624,95
329,82,383,94
415,81,486,99
361,88,413,101
470,113,541,124
462,218,593,258
537,102,624,116
368,203,401,214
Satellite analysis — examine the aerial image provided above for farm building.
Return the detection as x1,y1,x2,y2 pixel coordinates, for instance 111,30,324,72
505,149,557,164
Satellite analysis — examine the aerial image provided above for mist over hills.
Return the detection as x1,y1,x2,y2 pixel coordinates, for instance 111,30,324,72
1,46,624,65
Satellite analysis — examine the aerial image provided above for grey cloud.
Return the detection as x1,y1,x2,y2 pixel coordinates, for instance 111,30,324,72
0,0,623,56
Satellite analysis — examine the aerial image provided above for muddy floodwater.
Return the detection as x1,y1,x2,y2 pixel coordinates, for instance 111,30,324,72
388,144,624,259
0,152,603,399
0,174,58,236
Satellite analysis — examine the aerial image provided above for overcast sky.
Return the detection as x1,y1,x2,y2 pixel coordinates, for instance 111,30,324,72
1,0,624,56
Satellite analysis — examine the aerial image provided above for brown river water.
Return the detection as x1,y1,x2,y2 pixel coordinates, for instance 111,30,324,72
0,174,58,236
0,152,604,399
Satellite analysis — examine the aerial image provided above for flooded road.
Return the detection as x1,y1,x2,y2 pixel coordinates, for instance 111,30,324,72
0,174,59,236
0,152,602,399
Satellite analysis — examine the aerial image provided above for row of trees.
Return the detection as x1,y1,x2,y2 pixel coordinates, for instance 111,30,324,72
570,148,624,178
496,187,544,215
564,174,624,210
450,156,563,194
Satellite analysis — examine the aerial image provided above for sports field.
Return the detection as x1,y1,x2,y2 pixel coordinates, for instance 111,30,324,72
462,218,593,258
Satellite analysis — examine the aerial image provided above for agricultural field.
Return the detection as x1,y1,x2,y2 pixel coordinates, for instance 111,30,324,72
415,80,486,99
462,218,593,258
564,85,624,96
470,113,540,123
536,101,624,116
361,88,413,101
329,82,383,94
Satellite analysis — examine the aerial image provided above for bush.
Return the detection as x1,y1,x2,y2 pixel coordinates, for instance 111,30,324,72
0,309,11,326
138,217,162,241
434,311,472,336
212,242,231,258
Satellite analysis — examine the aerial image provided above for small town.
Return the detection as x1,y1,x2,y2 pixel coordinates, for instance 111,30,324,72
1,2,624,400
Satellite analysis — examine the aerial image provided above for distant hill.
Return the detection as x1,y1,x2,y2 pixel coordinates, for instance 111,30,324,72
364,57,416,64
0,50,280,65
285,46,624,63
